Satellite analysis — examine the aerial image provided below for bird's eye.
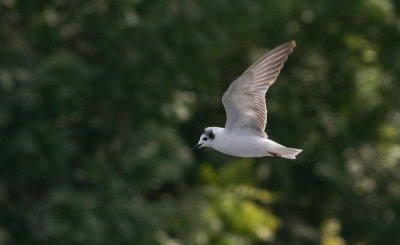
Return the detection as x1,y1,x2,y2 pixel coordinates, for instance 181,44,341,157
203,137,208,141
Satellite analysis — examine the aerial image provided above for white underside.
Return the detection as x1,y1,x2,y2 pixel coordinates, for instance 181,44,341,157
210,129,302,159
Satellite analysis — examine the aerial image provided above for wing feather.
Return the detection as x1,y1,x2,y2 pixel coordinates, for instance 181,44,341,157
222,41,296,137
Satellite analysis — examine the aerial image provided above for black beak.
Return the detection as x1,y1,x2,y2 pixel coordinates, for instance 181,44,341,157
192,143,202,150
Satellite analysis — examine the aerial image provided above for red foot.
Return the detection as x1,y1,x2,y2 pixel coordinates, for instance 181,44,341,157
268,151,281,157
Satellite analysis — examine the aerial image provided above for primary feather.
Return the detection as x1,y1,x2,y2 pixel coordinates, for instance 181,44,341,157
222,41,296,137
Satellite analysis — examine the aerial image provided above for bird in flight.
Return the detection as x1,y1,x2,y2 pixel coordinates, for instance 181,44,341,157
193,41,302,159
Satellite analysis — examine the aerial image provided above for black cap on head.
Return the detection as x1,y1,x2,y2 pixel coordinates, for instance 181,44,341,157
205,129,215,139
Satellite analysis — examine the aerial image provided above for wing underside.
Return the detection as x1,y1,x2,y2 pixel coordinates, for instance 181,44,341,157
222,41,296,136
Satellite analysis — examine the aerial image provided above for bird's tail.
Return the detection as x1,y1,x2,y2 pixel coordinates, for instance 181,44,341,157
271,146,303,159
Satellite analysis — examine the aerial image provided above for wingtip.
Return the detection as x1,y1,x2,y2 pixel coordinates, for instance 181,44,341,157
290,40,296,48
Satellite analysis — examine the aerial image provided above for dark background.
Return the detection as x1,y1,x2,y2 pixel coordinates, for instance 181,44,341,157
1,0,400,244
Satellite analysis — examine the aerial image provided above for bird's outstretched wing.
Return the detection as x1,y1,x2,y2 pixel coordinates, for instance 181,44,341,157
222,41,296,137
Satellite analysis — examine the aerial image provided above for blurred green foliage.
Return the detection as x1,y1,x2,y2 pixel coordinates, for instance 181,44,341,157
1,0,400,244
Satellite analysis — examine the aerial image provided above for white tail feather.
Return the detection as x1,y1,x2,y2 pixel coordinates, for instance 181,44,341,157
273,147,303,159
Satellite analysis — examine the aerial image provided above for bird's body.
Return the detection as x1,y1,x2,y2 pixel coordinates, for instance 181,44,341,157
205,127,301,159
194,41,302,159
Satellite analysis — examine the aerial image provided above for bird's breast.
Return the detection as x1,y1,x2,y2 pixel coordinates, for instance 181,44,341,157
212,131,268,157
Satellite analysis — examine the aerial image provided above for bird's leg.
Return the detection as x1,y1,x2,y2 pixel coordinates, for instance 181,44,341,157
268,151,281,157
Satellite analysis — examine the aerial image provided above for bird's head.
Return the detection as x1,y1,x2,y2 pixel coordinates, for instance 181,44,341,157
193,127,216,150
